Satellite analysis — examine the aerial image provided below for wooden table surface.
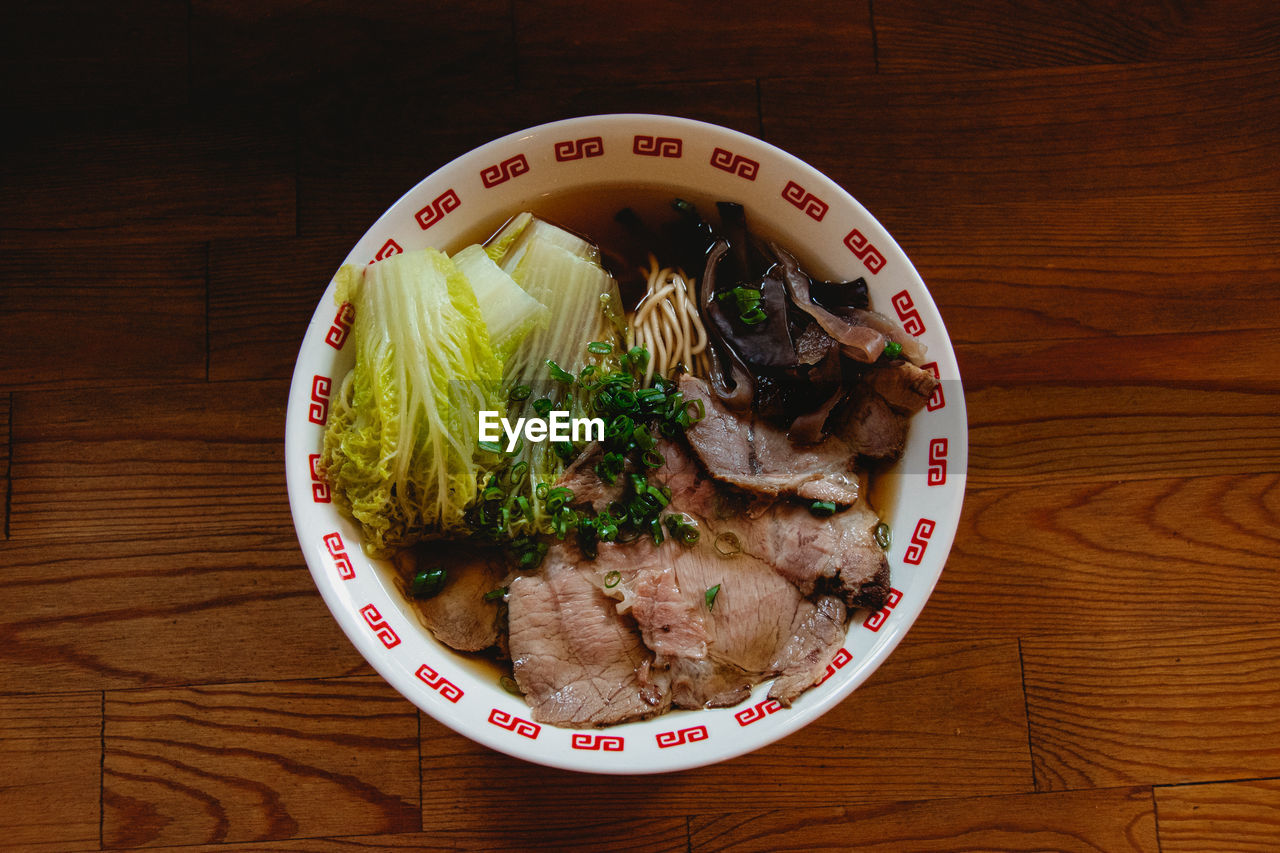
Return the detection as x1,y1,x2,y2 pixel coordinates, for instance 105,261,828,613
3,2,1278,851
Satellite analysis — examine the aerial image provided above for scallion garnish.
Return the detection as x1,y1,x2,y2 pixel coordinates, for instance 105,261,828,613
717,285,768,326
874,522,892,550
705,583,721,610
809,500,838,516
547,360,575,383
714,531,741,557
604,570,622,588
587,341,614,355
882,341,904,360
410,567,447,599
483,587,507,602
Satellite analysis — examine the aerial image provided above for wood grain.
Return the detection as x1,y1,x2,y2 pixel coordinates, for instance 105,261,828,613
964,385,1280,489
0,533,368,693
209,236,353,381
956,328,1280,390
761,59,1280,214
0,242,206,390
103,677,419,847
0,692,102,851
0,1,188,109
418,637,1032,826
190,0,515,99
689,785,1158,852
0,106,294,247
297,80,762,238
98,820,688,852
874,191,1280,346
1022,624,1280,790
1156,778,1280,853
8,380,291,543
874,0,1280,71
512,0,873,87
912,472,1280,640
1,392,8,540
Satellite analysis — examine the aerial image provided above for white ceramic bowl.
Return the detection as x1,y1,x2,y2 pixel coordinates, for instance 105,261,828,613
285,114,967,774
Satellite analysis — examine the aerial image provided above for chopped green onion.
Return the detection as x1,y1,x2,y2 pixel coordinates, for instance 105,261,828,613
664,514,700,545
478,440,503,454
809,500,838,517
410,567,447,599
874,522,892,550
604,570,622,588
587,341,614,355
882,341,904,360
483,587,507,602
532,398,554,417
508,384,532,401
499,675,521,695
705,583,721,610
547,360,575,383
714,531,741,557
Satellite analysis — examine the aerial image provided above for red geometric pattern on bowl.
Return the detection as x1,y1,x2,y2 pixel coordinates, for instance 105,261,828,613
488,708,541,739
415,663,464,703
307,374,331,425
571,733,624,752
709,146,759,180
414,188,461,230
920,361,945,411
904,519,936,566
481,153,530,188
655,724,708,748
928,438,948,486
863,587,904,632
308,453,330,503
735,698,783,727
554,136,604,161
633,134,682,157
815,646,854,686
844,227,887,274
323,531,355,580
373,238,403,262
359,603,401,649
781,180,828,221
324,302,354,350
891,290,926,336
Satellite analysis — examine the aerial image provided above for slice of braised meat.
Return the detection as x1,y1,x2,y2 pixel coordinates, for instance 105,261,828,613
865,360,941,414
734,496,891,612
768,595,848,704
556,441,625,512
393,541,507,652
590,440,855,709
680,374,862,504
839,390,907,460
507,542,671,727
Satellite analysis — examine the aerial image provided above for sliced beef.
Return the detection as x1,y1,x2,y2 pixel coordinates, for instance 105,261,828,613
507,542,670,727
587,439,868,710
393,541,506,652
680,374,862,504
593,531,829,710
557,441,626,512
767,595,848,704
839,391,906,460
866,360,941,414
734,497,891,612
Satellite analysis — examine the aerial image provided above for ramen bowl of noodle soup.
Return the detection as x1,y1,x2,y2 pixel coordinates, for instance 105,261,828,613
286,114,966,773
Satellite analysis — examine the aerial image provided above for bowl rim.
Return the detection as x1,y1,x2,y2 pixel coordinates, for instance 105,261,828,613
285,112,967,774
